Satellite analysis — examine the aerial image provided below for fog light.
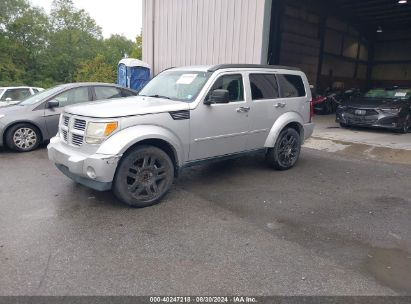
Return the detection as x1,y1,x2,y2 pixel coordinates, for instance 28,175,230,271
86,166,97,179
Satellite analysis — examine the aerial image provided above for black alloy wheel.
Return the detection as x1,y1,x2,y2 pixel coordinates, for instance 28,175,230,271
113,145,174,208
268,128,301,170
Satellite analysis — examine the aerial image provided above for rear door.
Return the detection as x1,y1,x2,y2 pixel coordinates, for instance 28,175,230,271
92,86,123,100
245,73,281,150
44,87,92,138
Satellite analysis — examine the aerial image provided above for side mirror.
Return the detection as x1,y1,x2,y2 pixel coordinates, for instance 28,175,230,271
204,89,230,105
5,97,12,102
47,99,59,108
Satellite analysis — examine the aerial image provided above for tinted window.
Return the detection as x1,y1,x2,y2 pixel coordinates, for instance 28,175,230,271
121,89,137,97
249,74,279,100
54,87,90,107
95,86,122,100
277,74,306,98
1,88,31,101
208,74,244,102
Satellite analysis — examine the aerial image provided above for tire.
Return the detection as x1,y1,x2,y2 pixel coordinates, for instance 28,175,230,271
267,128,301,171
113,145,174,208
340,122,348,128
398,115,410,134
5,123,41,152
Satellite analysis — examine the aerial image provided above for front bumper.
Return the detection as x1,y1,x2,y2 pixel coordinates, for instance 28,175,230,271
47,136,121,191
336,110,403,130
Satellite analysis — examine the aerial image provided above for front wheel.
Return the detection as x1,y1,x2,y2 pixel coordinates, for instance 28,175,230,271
267,128,301,170
5,123,41,152
113,145,174,208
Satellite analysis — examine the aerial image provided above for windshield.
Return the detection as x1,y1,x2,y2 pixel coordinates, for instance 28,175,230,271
19,86,64,105
139,70,212,102
364,88,411,100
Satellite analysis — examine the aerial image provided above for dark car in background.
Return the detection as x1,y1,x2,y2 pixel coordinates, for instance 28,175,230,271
336,87,411,133
0,83,138,152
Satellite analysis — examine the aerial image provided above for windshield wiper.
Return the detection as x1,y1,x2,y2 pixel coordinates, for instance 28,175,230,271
144,94,171,100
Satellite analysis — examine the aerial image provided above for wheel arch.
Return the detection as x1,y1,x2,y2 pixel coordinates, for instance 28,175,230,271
264,112,305,148
119,138,180,177
96,125,185,174
3,120,44,146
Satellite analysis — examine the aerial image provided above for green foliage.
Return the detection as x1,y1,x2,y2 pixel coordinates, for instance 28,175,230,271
0,0,142,88
130,33,142,60
74,54,116,83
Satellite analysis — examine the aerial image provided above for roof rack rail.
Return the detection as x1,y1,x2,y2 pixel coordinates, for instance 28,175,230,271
208,64,301,72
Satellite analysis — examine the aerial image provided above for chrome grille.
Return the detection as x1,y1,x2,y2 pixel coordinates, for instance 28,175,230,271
61,130,68,142
63,115,70,126
71,134,84,146
60,113,86,147
73,119,86,131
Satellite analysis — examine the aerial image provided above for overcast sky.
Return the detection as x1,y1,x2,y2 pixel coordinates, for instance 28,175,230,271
29,0,143,41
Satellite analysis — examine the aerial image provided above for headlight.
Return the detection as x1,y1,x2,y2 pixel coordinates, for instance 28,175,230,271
85,121,118,144
379,108,400,114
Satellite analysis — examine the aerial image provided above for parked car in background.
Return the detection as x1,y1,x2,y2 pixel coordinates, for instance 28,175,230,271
0,83,138,152
313,87,361,115
48,64,314,208
0,86,44,107
336,87,411,133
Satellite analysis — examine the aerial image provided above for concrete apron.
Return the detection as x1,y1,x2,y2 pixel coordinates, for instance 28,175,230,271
304,137,411,166
304,115,411,166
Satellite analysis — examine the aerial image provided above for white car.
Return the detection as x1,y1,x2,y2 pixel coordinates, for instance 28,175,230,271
0,86,44,107
48,64,314,208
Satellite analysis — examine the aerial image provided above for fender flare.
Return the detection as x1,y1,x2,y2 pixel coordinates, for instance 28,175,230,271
264,112,305,148
96,125,185,166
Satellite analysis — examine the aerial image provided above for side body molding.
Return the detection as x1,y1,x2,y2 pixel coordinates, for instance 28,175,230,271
95,125,185,166
264,112,305,148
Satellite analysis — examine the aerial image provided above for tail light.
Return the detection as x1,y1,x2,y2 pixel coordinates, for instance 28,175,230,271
309,99,314,123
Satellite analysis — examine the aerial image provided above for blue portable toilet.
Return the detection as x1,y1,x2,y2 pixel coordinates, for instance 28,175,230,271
117,58,151,91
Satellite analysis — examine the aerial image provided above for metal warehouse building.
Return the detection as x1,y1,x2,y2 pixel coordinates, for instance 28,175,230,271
142,0,411,89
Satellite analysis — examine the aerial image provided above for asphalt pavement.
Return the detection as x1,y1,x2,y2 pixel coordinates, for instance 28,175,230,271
0,144,410,295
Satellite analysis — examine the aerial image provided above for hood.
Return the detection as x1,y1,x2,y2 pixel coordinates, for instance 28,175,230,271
64,96,190,118
343,97,406,109
0,104,29,115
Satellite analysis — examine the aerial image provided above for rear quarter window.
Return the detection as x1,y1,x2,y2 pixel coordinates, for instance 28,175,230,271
249,74,279,100
277,74,306,98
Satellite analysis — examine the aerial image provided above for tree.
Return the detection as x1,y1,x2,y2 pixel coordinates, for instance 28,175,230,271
50,0,102,38
0,0,50,86
43,0,105,83
130,32,142,60
74,54,115,83
103,34,134,67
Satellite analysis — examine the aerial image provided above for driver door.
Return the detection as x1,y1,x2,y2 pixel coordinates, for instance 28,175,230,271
189,73,251,161
44,87,92,138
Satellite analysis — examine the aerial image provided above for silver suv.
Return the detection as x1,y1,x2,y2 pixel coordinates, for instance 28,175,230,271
48,64,314,207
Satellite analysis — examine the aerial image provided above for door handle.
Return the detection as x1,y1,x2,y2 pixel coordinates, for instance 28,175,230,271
274,102,286,108
236,106,250,113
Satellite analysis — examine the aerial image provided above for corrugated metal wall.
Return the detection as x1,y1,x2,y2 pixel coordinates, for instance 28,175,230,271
143,0,270,75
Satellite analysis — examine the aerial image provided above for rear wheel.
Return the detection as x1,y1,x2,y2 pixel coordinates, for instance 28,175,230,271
267,128,301,170
398,115,410,134
5,123,41,152
113,145,174,208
